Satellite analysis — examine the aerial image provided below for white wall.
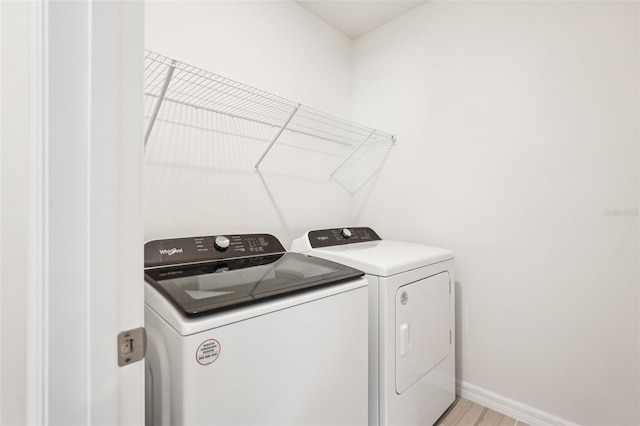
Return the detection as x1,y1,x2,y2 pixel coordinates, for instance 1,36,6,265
144,1,354,246
0,1,30,424
352,1,639,425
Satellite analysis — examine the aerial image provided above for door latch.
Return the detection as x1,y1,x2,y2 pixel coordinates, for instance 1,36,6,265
117,327,147,367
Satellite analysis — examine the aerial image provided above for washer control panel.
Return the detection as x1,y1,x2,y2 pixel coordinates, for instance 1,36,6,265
144,233,286,268
308,227,381,248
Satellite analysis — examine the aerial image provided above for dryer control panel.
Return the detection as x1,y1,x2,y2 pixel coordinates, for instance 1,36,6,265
308,227,381,248
144,234,286,268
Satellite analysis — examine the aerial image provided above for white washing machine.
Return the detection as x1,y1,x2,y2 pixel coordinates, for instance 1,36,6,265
291,227,455,426
144,233,369,425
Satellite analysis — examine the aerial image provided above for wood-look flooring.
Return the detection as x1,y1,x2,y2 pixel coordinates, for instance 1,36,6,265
436,398,530,426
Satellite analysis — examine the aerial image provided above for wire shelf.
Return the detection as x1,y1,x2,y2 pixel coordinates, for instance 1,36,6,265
144,50,396,194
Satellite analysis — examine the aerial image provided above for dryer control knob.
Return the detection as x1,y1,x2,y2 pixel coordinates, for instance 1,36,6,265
341,228,352,239
214,236,230,251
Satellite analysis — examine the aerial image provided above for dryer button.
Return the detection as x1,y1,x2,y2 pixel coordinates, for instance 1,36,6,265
340,228,352,239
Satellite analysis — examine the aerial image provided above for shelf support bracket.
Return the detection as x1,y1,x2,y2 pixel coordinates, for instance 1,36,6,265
254,104,300,170
144,60,176,148
330,129,376,179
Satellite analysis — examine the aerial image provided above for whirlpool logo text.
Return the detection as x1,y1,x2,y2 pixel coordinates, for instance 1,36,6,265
159,248,183,256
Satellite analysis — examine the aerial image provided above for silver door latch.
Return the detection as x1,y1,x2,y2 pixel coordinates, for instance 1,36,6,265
117,327,147,367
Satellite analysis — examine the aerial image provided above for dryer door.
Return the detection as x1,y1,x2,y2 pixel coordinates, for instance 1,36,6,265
395,272,450,394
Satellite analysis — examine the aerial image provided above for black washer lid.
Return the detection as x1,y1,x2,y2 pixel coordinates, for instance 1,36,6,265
144,233,364,316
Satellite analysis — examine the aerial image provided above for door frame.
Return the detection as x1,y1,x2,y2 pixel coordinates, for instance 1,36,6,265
2,1,145,424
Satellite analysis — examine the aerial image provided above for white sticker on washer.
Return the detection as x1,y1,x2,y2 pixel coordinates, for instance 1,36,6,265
196,339,221,365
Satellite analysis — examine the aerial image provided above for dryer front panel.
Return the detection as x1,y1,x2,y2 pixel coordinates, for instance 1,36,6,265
395,271,450,394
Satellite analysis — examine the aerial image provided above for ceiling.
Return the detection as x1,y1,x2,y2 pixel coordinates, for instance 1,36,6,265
297,1,428,39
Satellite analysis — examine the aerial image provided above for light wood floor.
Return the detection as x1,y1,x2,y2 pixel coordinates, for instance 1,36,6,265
436,398,530,426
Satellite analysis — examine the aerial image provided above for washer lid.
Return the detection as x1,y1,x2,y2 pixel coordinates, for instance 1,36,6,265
300,240,453,277
144,252,364,316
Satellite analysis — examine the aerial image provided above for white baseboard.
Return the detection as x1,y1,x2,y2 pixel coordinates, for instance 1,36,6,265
456,380,581,426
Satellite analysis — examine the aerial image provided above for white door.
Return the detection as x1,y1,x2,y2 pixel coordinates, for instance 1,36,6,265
395,272,451,394
0,1,145,424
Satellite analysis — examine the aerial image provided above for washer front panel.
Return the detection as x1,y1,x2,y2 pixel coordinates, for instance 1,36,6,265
145,282,369,425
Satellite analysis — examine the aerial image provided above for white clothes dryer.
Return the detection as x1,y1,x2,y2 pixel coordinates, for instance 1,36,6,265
144,233,369,425
291,227,455,426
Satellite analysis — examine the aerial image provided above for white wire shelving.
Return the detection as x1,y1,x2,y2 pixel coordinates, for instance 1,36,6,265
143,50,396,194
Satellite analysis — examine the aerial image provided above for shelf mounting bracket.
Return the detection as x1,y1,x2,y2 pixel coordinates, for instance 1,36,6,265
254,104,300,170
144,59,176,148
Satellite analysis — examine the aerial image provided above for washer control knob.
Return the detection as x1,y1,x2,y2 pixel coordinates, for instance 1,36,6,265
341,228,352,239
214,236,230,251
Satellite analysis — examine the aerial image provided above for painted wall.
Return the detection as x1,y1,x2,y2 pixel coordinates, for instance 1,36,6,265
352,2,639,425
144,1,355,246
0,1,29,424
